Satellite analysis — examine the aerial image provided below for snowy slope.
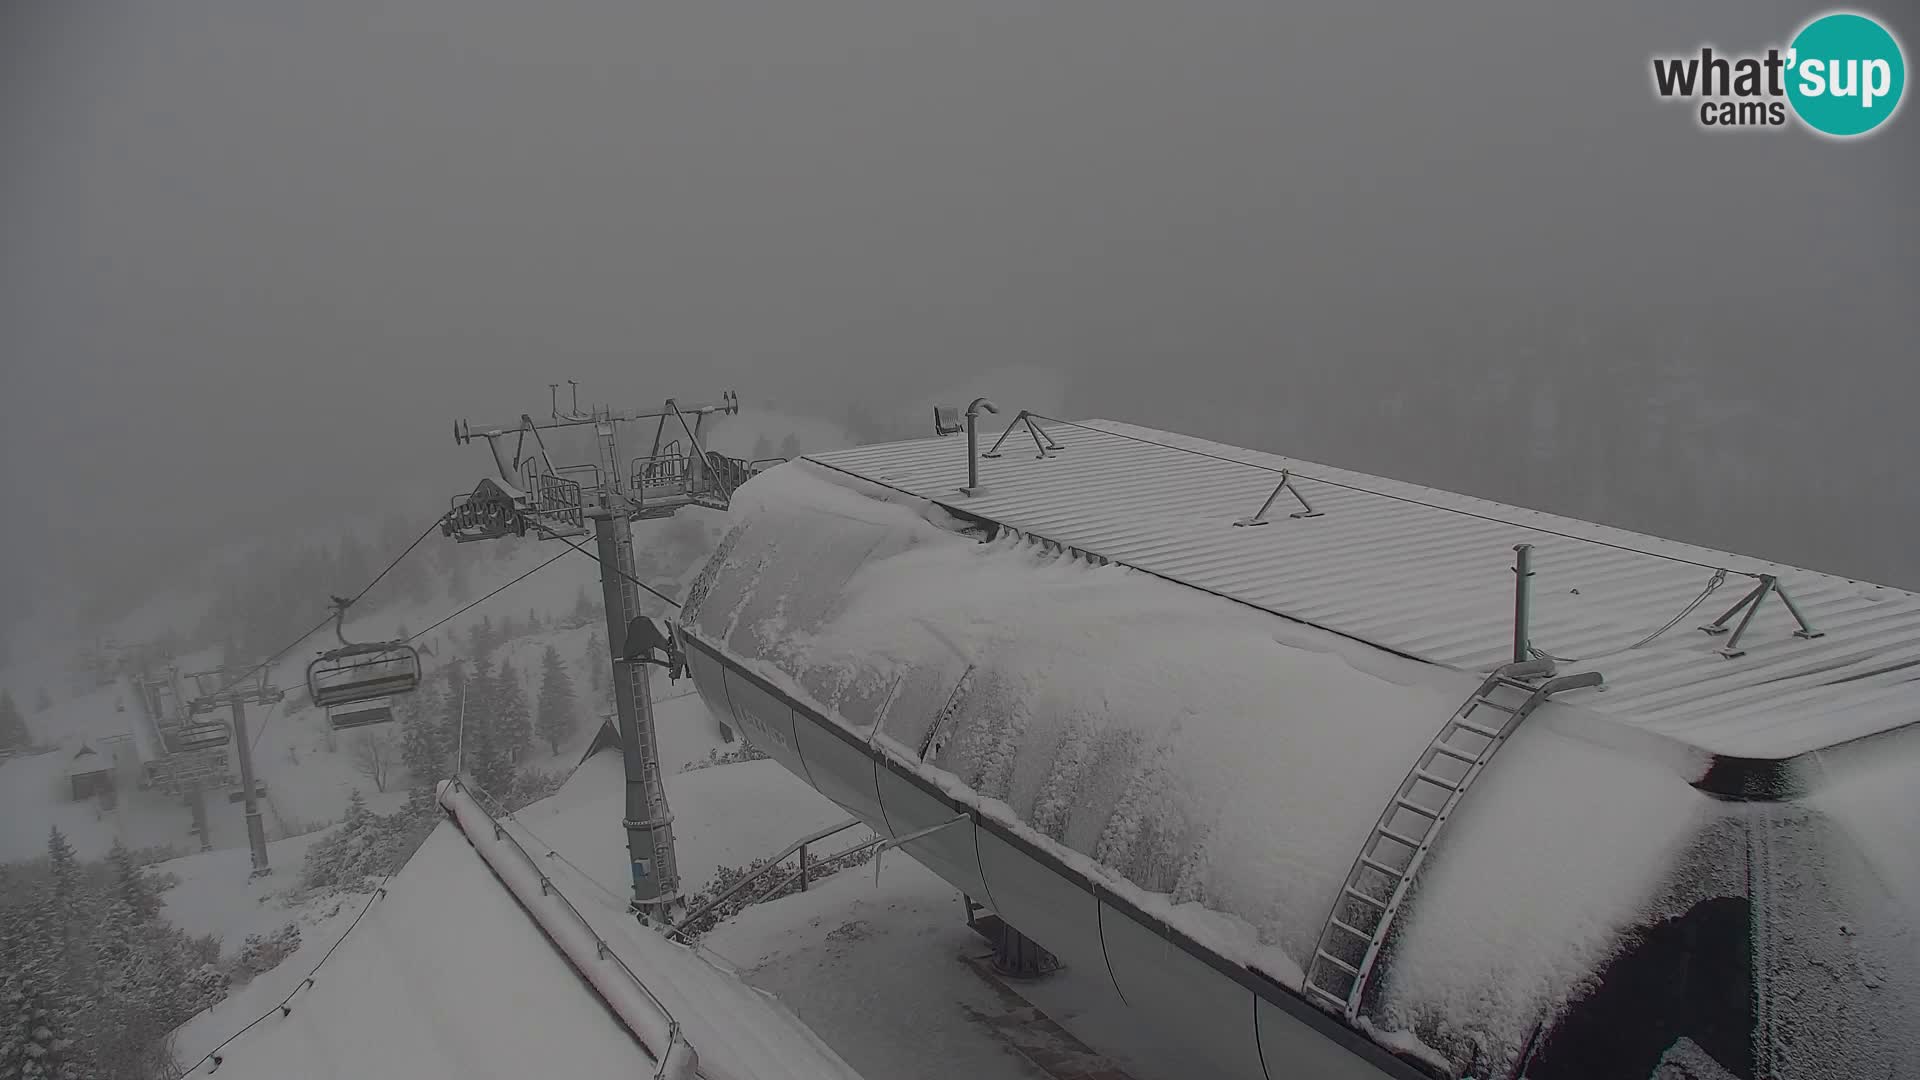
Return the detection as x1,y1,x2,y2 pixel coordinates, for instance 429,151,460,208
154,829,339,946
0,741,250,862
173,826,652,1079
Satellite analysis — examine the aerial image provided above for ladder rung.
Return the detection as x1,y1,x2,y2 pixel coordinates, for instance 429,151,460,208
1304,982,1348,1008
1429,742,1480,763
1315,950,1359,976
1470,699,1519,714
1454,718,1505,739
1412,768,1461,791
1343,886,1388,909
1392,797,1440,819
1378,826,1427,850
1329,916,1373,940
1358,854,1404,877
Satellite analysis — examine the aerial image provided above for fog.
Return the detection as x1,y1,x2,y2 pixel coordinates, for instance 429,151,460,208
3,0,1916,640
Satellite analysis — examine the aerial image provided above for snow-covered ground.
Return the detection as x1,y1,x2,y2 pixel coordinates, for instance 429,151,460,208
154,829,339,946
170,687,1202,1080
508,729,1192,1080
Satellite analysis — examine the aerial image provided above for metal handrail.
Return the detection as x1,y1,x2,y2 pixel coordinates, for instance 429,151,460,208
448,778,687,1051
738,835,886,910
664,817,867,941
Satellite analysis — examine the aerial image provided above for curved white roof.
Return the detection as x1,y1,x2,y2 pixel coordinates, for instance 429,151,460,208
685,457,1919,1079
807,419,1920,760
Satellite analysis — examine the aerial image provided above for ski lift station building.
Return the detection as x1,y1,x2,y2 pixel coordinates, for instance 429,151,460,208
678,418,1918,1080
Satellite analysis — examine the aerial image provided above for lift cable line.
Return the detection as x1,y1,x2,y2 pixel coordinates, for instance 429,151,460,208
194,515,448,761
534,522,683,610
407,548,574,643
195,515,447,706
247,546,577,758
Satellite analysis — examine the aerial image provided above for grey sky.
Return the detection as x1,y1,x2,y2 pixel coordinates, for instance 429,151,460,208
3,1,1915,630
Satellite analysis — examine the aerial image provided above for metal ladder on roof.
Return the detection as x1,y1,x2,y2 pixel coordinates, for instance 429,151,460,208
1303,659,1604,1021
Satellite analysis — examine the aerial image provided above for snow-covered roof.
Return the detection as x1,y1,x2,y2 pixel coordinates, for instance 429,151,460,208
682,455,1920,1079
176,799,867,1080
175,826,664,1078
808,418,1920,760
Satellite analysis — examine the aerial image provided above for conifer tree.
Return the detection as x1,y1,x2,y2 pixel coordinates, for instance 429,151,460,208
399,681,449,785
464,656,514,795
535,645,578,755
106,840,161,925
447,555,472,604
586,633,608,697
0,692,27,752
493,659,532,762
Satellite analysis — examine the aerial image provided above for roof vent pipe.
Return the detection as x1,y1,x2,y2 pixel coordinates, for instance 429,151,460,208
934,398,998,495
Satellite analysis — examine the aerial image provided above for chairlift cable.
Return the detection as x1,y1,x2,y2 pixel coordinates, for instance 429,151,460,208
533,523,683,610
407,549,573,643
248,699,279,756
198,516,446,703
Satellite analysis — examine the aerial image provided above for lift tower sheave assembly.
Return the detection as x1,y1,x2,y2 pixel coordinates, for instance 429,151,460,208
444,386,754,926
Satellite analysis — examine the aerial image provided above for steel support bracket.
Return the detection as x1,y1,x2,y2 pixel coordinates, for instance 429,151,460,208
1699,574,1824,658
1233,469,1323,526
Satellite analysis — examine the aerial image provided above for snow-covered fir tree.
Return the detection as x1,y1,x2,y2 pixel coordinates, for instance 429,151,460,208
398,680,450,786
464,656,515,797
106,840,161,925
535,645,578,755
492,659,532,762
586,632,608,699
0,693,28,752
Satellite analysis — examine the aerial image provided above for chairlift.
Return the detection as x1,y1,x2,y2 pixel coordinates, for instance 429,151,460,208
307,597,420,718
168,722,231,753
328,696,395,731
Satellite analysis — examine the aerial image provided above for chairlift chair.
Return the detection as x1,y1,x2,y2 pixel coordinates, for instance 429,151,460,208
169,721,232,753
328,696,395,731
307,597,420,730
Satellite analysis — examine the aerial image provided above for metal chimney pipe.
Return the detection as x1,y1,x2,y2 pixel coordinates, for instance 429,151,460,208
964,398,998,493
1512,543,1534,664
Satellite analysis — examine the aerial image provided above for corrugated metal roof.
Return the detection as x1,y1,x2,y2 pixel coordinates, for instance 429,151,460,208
807,418,1920,759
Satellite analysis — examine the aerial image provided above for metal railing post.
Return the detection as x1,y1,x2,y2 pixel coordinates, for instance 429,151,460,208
1513,543,1534,665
